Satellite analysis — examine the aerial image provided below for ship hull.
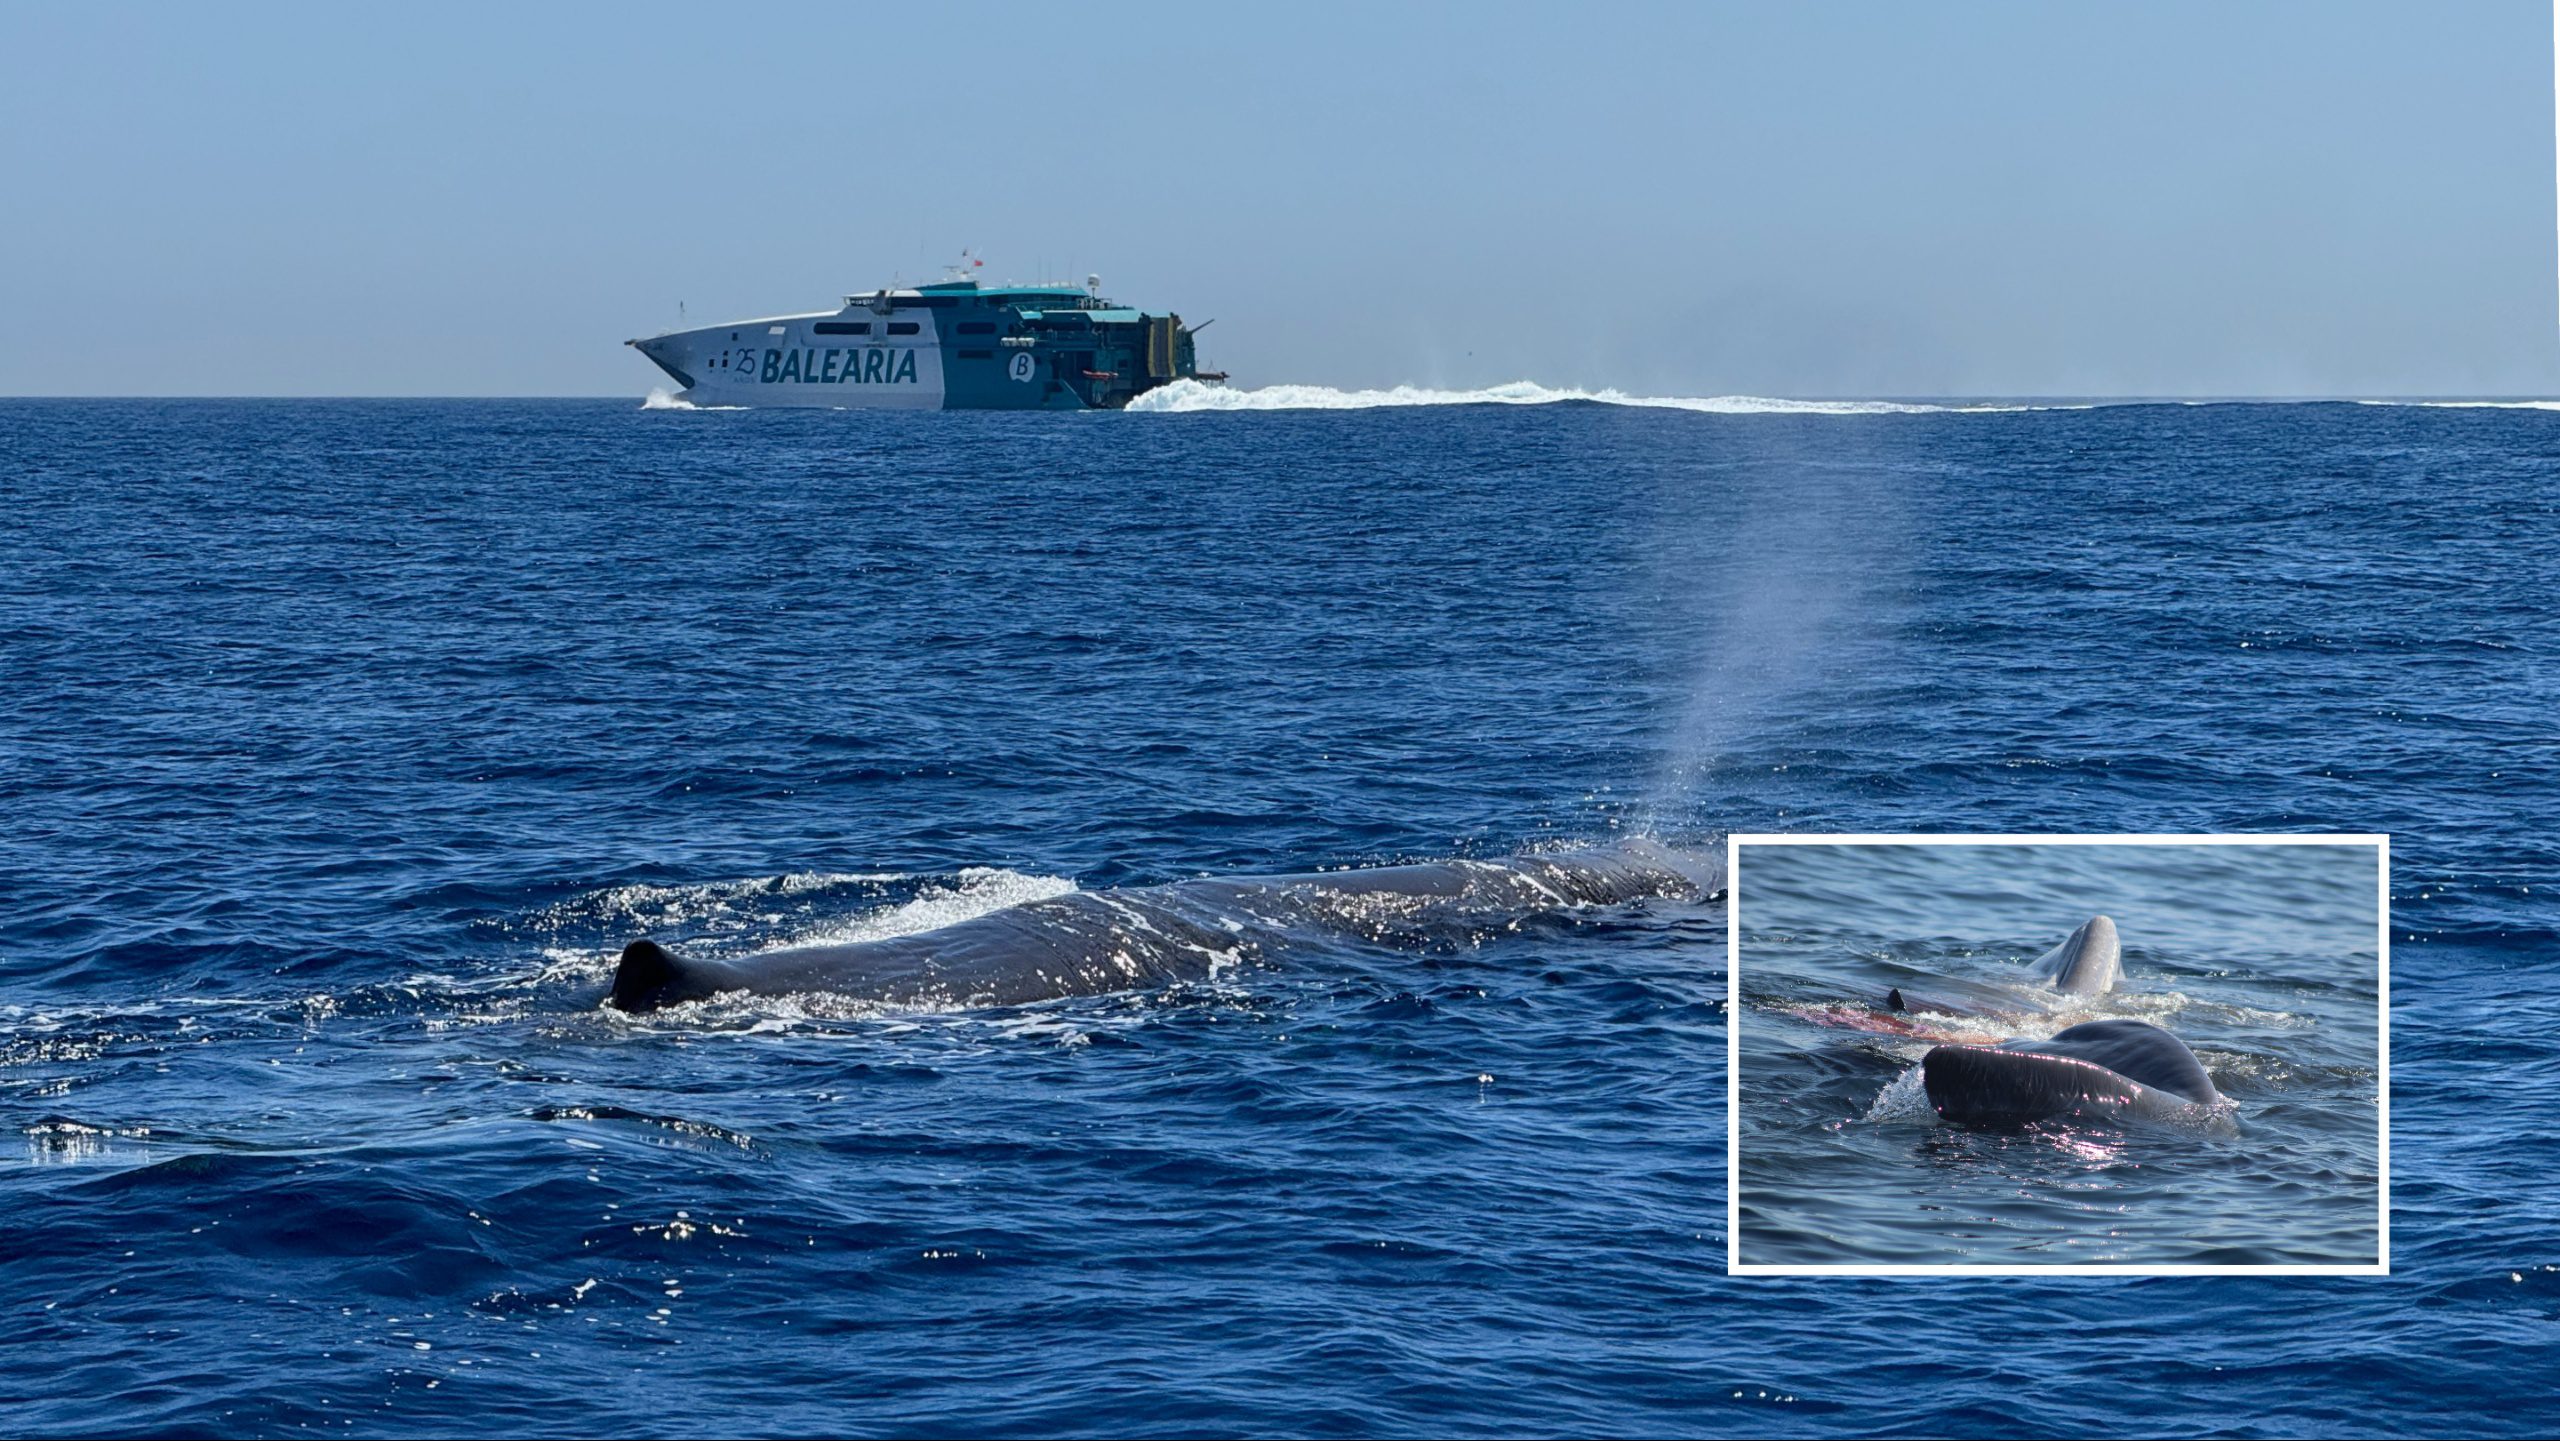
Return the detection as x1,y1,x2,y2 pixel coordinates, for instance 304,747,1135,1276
631,280,1201,411
633,312,1081,411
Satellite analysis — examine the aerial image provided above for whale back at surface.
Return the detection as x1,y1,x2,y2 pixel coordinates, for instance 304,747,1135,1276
1898,922,2227,1130
2011,1018,2218,1103
609,838,1722,1014
1920,1018,2221,1126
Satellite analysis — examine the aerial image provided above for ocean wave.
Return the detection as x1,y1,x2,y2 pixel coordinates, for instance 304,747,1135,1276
527,870,913,934
1127,379,2062,416
2351,399,2560,411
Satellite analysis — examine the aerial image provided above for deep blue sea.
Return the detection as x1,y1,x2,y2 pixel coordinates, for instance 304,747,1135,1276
3,393,2556,1437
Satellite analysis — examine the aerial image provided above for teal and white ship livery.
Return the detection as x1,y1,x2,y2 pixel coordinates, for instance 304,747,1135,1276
630,258,1220,410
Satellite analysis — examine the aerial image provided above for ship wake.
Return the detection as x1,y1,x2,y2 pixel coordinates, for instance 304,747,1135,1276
1126,379,2064,416
1133,382,2560,415
640,388,745,412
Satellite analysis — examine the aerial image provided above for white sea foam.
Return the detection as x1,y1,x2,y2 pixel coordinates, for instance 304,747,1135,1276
1127,378,2064,416
640,388,745,412
564,865,1074,967
645,382,2557,416
23,1119,154,1166
785,867,1076,949
531,870,910,934
2351,399,2560,410
1864,1064,1939,1125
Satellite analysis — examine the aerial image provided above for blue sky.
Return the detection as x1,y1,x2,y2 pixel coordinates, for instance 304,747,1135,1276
2,2,2551,397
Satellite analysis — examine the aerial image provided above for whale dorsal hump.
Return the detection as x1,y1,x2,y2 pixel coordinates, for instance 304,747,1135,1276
612,939,685,1012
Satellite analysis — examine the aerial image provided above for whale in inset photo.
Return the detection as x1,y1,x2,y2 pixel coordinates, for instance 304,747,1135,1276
1784,912,2234,1132
1884,914,2121,1016
1866,916,2231,1132
1920,1017,2224,1127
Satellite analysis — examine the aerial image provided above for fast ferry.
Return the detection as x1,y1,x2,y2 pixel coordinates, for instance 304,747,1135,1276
628,259,1219,410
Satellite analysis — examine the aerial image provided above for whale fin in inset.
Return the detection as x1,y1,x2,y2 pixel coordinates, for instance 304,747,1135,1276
2026,915,2122,996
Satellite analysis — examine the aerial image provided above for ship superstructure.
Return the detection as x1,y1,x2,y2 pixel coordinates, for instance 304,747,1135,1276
629,268,1214,410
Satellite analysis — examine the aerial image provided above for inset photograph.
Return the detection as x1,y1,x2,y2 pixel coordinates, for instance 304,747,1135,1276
1727,835,2386,1274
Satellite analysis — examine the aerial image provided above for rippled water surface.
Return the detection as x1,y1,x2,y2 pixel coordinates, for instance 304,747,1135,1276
3,398,2555,1436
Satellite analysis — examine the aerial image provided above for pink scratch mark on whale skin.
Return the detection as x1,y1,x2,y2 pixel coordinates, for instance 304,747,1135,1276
1780,1003,2008,1046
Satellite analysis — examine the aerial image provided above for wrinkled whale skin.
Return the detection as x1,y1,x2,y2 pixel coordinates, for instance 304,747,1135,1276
611,838,1722,1013
1921,1018,2222,1126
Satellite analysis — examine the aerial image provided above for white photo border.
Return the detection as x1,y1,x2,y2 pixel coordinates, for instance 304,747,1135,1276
1723,832,2391,1277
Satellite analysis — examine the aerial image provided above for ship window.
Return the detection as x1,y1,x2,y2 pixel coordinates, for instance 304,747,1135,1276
887,322,920,336
814,321,871,335
956,322,996,335
958,349,992,360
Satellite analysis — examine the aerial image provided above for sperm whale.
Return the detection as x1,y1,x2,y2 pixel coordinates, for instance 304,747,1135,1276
1921,1018,2224,1126
1867,916,2225,1127
608,837,1722,1013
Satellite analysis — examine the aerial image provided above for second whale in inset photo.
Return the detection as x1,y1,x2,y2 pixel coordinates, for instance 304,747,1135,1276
1727,836,2385,1273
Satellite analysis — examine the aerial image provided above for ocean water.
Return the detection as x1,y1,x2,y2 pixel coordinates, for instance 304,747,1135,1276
1732,839,2383,1268
2,393,2555,1436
